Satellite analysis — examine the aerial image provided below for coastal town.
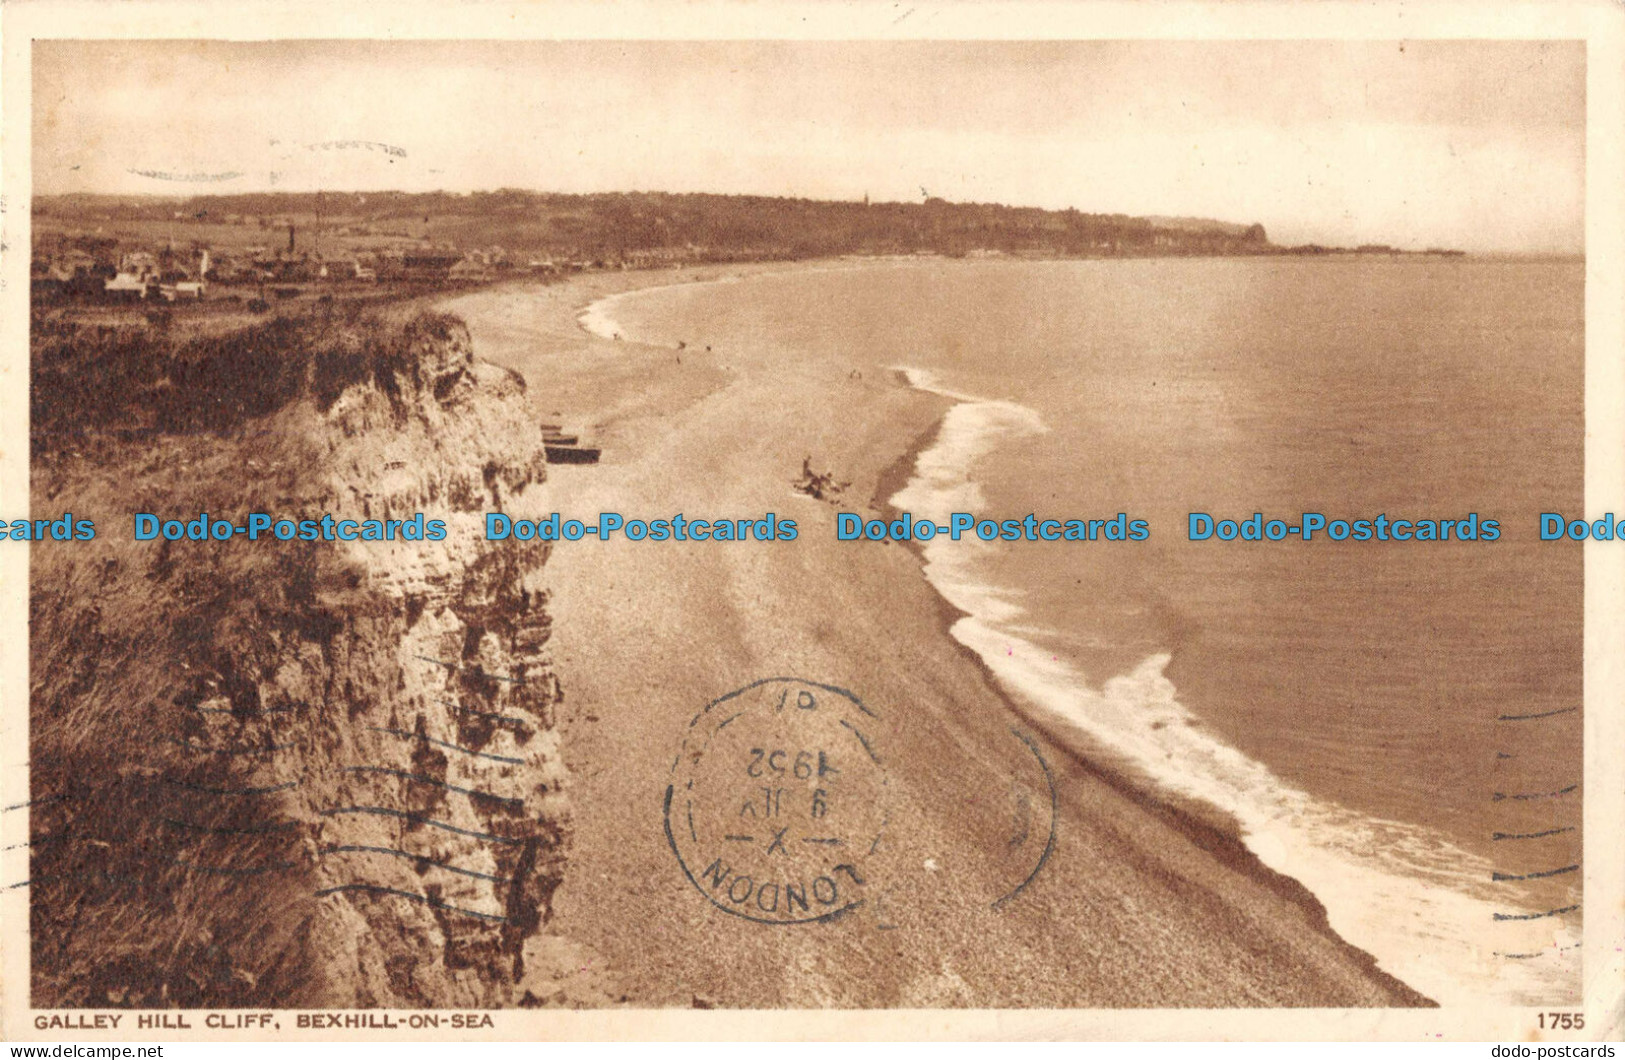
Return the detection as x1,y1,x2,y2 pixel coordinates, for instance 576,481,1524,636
30,189,1463,317
31,218,571,311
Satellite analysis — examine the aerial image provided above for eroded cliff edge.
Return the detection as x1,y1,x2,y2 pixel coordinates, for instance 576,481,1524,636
30,309,602,1007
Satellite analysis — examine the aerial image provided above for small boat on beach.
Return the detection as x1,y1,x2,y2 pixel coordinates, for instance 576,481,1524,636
542,423,599,463
545,443,601,464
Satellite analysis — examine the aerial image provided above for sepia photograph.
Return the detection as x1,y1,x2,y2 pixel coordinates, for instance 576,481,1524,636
2,3,1623,1044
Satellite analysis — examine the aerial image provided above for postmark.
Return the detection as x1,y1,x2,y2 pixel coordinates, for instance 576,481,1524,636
664,678,889,924
989,727,1059,911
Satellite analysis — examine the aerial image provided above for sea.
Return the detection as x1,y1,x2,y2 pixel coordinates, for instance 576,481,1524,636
580,256,1585,1005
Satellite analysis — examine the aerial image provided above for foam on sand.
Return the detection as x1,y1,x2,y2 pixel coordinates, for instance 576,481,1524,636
891,364,1580,1007
577,258,930,345
577,272,749,343
577,291,633,341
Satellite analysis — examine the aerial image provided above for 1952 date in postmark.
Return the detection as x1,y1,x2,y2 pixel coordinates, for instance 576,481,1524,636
664,677,889,924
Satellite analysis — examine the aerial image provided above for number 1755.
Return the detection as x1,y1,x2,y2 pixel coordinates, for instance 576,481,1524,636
1538,1012,1584,1030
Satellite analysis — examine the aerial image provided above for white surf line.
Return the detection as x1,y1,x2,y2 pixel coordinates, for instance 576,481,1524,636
576,257,947,344
887,363,1579,1007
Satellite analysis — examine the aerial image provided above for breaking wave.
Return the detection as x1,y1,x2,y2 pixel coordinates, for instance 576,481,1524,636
889,364,1579,1007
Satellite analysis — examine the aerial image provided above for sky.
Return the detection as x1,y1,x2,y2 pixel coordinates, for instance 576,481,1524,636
32,39,1586,253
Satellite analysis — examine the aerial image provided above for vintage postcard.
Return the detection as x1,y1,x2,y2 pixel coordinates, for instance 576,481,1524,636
2,0,1622,1043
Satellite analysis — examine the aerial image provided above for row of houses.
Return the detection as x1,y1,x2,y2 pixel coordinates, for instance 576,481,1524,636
33,225,654,304
32,246,209,303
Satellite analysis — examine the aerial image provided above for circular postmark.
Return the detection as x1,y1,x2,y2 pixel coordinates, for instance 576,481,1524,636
664,677,888,924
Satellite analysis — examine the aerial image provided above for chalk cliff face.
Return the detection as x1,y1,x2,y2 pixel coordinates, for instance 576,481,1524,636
30,312,577,1007
286,315,563,1006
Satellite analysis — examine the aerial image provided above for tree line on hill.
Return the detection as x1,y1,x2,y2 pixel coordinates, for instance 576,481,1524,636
37,189,1281,262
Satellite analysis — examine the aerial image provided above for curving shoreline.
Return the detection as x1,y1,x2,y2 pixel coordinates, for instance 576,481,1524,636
877,363,1577,1007
549,264,1578,1007
568,261,1582,1007
438,263,1447,1008
872,365,1445,1006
